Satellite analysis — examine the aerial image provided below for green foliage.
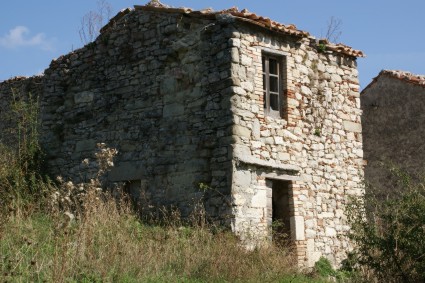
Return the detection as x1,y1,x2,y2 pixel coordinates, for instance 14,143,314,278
317,43,327,53
315,257,335,277
346,169,425,282
313,257,352,281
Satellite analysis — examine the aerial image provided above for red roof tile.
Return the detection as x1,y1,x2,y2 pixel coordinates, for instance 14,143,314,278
362,70,425,94
380,70,425,86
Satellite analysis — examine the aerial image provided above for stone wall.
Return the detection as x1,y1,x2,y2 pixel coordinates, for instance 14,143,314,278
0,6,364,268
1,9,239,221
227,22,364,266
362,75,425,193
0,76,44,148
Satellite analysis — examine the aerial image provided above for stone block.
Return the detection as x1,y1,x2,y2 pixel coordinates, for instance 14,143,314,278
241,54,252,66
251,189,267,208
232,193,246,205
74,91,94,103
233,144,251,158
331,74,342,82
301,85,312,96
274,136,284,145
75,139,96,152
307,251,322,268
160,77,177,94
241,81,254,92
231,48,239,63
325,227,337,237
290,215,305,240
233,125,251,138
228,38,240,47
163,103,185,117
252,119,260,139
305,229,317,238
343,120,362,133
278,152,290,161
233,169,252,188
108,161,145,181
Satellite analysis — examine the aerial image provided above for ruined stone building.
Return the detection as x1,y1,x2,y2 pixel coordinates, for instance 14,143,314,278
0,3,365,267
362,70,425,193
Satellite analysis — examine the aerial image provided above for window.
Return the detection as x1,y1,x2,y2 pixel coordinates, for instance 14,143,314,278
262,55,284,118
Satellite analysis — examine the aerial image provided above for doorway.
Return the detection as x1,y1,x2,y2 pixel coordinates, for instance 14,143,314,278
271,180,292,242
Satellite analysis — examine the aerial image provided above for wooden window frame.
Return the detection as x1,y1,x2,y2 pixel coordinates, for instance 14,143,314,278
262,54,286,119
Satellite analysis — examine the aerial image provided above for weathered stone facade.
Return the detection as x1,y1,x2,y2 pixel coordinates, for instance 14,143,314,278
362,70,425,193
0,3,364,267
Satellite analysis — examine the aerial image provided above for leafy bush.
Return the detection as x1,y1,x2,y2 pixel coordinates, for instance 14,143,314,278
313,257,352,281
346,170,425,282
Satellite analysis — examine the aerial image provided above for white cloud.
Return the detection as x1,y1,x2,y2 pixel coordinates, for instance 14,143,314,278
0,26,54,51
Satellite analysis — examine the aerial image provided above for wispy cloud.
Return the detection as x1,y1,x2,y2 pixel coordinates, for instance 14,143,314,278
0,26,54,51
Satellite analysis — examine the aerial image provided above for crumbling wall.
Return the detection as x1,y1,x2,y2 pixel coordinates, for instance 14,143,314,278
228,22,364,266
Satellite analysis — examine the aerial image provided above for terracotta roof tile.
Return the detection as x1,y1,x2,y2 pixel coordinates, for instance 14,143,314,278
380,70,425,86
362,70,425,94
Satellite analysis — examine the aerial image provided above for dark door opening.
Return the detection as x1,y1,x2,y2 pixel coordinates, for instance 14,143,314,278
272,180,292,242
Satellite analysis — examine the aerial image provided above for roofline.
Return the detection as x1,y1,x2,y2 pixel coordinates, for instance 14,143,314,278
100,3,364,58
362,70,425,94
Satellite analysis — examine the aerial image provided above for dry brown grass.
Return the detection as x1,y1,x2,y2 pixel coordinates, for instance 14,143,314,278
0,192,318,282
0,141,327,282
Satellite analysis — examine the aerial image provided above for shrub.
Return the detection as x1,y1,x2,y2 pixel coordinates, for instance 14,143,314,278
346,169,425,282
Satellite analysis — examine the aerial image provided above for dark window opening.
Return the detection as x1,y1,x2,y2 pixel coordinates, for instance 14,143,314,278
262,55,286,118
272,180,292,243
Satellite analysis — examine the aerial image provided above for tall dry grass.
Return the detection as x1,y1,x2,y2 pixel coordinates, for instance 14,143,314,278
0,94,325,282
0,191,316,282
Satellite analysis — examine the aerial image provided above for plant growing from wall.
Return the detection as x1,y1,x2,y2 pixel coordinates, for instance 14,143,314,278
317,43,327,53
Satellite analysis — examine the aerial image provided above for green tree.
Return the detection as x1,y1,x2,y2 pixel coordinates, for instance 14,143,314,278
346,171,425,282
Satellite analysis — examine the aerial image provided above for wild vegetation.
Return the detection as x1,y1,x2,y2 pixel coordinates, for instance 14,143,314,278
2,92,424,282
0,92,329,282
346,169,425,283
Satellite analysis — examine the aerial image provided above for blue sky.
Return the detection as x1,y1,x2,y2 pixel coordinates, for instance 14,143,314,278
1,0,425,89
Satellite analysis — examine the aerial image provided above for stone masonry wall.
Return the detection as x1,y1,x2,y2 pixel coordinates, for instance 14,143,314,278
1,9,239,221
0,76,44,148
362,76,425,193
228,22,364,267
0,6,364,268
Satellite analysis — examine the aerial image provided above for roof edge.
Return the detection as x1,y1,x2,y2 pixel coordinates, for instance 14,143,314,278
131,4,364,58
362,69,425,94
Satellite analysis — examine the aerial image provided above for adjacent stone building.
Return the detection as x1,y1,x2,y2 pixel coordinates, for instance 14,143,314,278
0,2,365,267
362,70,425,193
